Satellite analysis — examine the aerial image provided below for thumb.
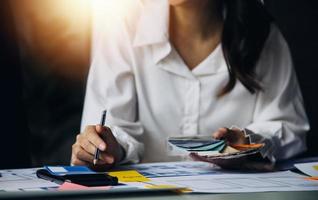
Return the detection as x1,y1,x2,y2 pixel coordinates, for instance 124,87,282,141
95,124,106,135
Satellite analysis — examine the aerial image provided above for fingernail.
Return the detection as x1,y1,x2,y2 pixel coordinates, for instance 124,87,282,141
99,143,105,151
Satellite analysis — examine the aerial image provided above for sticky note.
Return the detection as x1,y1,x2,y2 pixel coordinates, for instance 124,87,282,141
48,167,67,173
108,170,150,182
144,184,192,193
313,165,318,171
144,184,179,189
45,166,94,175
58,182,112,191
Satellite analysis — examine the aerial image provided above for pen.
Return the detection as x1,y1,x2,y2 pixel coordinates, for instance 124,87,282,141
94,110,107,165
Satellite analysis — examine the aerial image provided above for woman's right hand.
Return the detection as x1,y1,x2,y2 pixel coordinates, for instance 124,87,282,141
71,125,124,170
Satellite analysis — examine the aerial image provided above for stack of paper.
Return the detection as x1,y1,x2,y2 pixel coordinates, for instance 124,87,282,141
169,136,226,154
168,136,264,160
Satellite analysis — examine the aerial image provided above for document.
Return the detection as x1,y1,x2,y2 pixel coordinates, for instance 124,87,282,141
1,161,318,194
119,161,318,193
150,171,318,193
295,162,318,177
0,168,59,192
118,161,221,178
167,136,264,159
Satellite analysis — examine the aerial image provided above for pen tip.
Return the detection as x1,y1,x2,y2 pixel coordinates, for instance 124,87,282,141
93,159,97,165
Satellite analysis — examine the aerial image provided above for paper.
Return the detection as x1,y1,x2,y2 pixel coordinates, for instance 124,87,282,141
117,161,318,193
167,136,264,160
117,161,221,178
168,136,226,155
2,161,318,194
58,182,112,191
295,162,318,177
108,170,150,182
151,171,318,193
0,168,59,192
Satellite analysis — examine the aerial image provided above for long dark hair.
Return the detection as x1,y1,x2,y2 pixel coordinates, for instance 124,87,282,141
218,0,272,96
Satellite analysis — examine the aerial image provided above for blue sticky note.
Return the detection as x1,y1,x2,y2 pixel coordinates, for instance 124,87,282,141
45,166,95,176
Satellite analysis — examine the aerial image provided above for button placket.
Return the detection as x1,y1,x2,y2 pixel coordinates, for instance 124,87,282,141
181,79,200,136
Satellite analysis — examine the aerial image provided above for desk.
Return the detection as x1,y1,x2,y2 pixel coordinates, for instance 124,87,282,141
1,191,318,200
2,160,318,199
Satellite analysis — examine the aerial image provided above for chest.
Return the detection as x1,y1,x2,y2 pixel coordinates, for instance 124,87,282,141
170,29,222,70
133,50,257,136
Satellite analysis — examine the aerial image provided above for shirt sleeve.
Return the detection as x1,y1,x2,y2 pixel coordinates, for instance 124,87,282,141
81,4,144,164
244,26,310,162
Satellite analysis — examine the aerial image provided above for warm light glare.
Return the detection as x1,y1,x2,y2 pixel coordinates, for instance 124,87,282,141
53,0,92,26
92,0,133,21
10,0,92,80
50,0,133,32
9,0,132,80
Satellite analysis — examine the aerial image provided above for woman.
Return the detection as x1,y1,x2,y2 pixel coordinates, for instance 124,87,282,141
71,0,309,170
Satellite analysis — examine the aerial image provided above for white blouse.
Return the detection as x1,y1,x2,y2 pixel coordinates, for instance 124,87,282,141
81,0,309,163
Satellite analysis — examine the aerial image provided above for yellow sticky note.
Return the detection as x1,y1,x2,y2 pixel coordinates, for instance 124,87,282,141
144,184,179,189
145,185,192,193
108,170,150,182
313,165,318,171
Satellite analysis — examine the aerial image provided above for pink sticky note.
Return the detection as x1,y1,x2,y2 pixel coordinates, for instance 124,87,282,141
58,182,112,191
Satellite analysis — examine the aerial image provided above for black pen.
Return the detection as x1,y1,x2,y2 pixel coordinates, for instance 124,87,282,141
93,110,107,165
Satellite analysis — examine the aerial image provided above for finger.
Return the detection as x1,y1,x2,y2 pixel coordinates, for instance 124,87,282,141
212,127,229,139
77,134,97,155
71,144,90,166
73,143,93,162
100,152,115,164
71,157,89,166
85,125,106,151
75,145,107,165
96,124,105,133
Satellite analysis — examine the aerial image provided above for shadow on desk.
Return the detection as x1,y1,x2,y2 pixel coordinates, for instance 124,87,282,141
1,190,318,200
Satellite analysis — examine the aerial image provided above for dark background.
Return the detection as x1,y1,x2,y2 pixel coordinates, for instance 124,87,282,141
0,0,90,168
0,1,31,169
0,0,317,169
265,0,318,155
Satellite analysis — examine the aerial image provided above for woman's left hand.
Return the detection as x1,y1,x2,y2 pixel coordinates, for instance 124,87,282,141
212,127,249,145
194,127,274,171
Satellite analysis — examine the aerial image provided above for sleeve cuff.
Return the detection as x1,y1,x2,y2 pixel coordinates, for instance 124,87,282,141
244,128,277,163
230,125,276,162
109,126,144,165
